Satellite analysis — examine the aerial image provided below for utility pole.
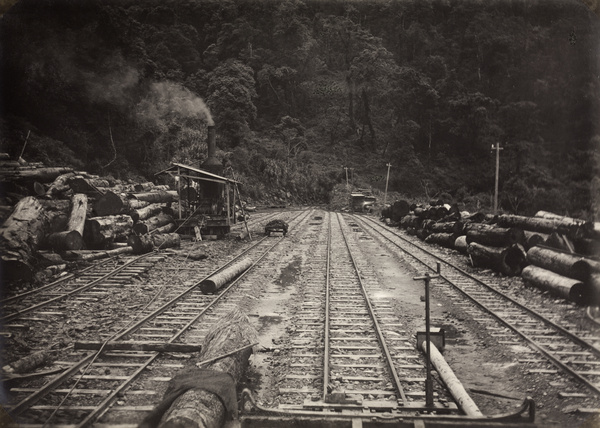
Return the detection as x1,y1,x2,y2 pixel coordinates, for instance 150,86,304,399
491,143,503,214
343,166,349,191
383,163,392,207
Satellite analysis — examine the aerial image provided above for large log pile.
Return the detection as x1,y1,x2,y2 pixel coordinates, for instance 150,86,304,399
0,155,181,284
381,200,600,303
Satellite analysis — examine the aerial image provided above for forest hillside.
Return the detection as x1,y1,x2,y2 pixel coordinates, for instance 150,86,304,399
1,0,599,217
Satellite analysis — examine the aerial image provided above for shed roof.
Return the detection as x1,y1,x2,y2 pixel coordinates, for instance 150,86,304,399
155,162,240,184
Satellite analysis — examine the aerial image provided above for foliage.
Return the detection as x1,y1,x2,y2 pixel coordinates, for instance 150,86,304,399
0,0,598,216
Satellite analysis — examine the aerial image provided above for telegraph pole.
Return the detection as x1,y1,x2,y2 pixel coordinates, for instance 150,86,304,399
343,166,349,191
491,143,503,214
383,163,392,207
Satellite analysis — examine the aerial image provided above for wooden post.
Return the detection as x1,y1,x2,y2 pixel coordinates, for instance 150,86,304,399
177,167,182,220
383,162,391,207
226,182,231,226
491,143,503,214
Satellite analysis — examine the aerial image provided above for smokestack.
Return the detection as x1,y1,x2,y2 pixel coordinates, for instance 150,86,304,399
202,125,223,174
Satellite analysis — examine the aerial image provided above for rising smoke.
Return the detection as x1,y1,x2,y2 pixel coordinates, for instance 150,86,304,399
136,81,214,128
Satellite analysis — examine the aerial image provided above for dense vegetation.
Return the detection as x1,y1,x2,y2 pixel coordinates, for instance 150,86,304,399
1,0,599,216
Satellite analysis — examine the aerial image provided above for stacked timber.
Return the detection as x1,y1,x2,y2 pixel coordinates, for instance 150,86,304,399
0,155,181,283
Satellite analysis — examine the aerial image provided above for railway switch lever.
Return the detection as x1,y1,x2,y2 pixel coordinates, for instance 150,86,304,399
413,268,441,408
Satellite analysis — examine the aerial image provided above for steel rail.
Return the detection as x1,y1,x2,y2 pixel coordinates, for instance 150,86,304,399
322,211,332,400
1,252,156,323
0,257,117,305
8,209,312,425
335,213,408,403
355,214,600,397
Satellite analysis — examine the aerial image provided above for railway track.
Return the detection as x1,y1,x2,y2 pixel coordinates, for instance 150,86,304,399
261,212,459,414
353,214,600,405
4,210,310,426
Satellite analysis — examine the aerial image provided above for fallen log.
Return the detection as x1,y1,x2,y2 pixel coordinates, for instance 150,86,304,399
465,224,525,247
0,196,48,282
424,232,457,249
45,172,75,196
94,191,129,217
526,246,591,281
151,223,176,235
390,200,410,222
62,246,133,261
151,306,258,428
400,214,421,229
2,349,55,374
128,199,151,210
467,243,526,276
132,204,165,223
523,231,548,250
133,212,175,235
68,176,111,194
46,194,87,251
127,233,180,254
544,232,575,252
200,258,253,294
84,215,134,249
521,265,586,304
130,190,178,204
454,235,468,254
429,221,464,235
1,167,73,183
498,214,592,240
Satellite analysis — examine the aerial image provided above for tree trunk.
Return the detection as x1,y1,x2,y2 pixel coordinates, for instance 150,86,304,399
465,224,525,247
68,176,111,194
429,221,464,235
133,212,174,235
151,233,180,250
45,173,75,196
498,214,592,240
62,246,133,261
200,258,253,294
521,265,586,304
526,246,591,281
467,243,526,276
0,167,73,183
454,235,468,254
129,199,151,210
424,232,457,249
128,233,180,254
94,191,129,217
130,190,178,204
46,194,88,251
523,231,548,250
0,196,48,282
158,306,257,428
84,215,133,249
133,204,165,223
400,214,421,229
390,200,410,222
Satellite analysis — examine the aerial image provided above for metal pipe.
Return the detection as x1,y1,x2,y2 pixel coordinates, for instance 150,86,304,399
420,341,483,417
200,258,253,294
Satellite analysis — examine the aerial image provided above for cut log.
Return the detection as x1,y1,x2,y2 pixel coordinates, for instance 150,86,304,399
425,232,457,249
133,212,175,235
429,221,464,235
0,167,73,183
132,204,165,223
130,190,178,203
465,224,525,247
467,243,526,276
94,191,129,217
47,230,83,252
128,199,151,210
155,306,258,428
84,215,134,249
2,349,54,374
544,232,575,252
454,235,468,254
390,200,410,222
68,176,111,194
47,194,88,251
62,246,133,261
400,214,421,229
200,258,253,294
526,246,591,281
45,172,76,196
523,231,549,250
589,274,600,305
151,223,176,235
127,233,180,254
134,182,170,192
521,265,586,304
75,341,202,353
0,196,48,282
498,214,592,240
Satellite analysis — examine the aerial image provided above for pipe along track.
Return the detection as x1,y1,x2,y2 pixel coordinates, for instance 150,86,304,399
4,209,311,426
354,213,600,400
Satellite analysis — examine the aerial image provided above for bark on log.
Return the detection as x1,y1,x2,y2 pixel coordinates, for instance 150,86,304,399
152,223,176,235
84,215,133,249
454,236,468,254
47,194,88,251
0,167,73,183
523,231,549,250
498,214,592,239
94,191,129,217
425,232,457,248
526,246,591,281
68,176,111,194
467,243,526,276
200,258,253,294
75,341,202,353
158,306,258,428
127,233,180,254
62,246,133,261
0,196,48,282
429,221,464,235
465,225,525,247
133,212,174,235
521,265,586,304
128,199,151,210
130,190,178,203
2,349,54,374
134,182,170,192
133,204,165,223
390,200,410,222
45,173,75,197
400,214,421,229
